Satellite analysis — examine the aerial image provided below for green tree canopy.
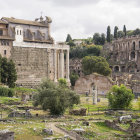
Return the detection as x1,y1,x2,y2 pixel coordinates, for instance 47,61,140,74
0,56,17,88
7,60,17,88
70,45,102,59
70,73,79,86
107,85,134,109
33,79,80,115
82,56,111,76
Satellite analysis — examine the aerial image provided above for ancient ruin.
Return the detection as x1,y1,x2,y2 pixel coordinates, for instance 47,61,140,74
74,73,114,95
0,16,70,87
103,36,140,96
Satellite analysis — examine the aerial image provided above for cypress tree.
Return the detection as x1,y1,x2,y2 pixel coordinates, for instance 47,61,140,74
66,34,72,42
114,26,118,39
123,25,127,36
101,33,106,45
107,26,111,43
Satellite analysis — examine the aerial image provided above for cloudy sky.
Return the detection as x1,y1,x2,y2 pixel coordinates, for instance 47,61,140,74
0,0,140,41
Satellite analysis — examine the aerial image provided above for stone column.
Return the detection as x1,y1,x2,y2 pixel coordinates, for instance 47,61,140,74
47,49,50,79
135,51,138,61
60,49,64,78
66,49,70,82
57,51,60,79
54,49,57,82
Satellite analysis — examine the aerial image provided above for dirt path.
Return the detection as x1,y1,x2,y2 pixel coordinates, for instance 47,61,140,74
46,122,76,140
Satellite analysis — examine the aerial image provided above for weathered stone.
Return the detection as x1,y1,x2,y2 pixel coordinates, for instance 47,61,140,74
82,121,89,126
0,130,14,140
69,108,86,116
74,73,114,95
42,128,53,135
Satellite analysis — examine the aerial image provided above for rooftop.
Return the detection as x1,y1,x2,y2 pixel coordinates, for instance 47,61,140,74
2,17,48,27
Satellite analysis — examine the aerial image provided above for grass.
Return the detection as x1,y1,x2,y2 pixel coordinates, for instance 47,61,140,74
0,96,20,104
0,119,45,140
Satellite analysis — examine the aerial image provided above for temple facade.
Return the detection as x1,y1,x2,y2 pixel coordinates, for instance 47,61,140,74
0,16,70,87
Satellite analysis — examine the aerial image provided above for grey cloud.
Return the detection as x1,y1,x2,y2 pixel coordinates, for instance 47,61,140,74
42,0,101,7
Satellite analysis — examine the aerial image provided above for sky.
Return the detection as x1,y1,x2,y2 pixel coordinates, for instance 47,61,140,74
0,0,140,42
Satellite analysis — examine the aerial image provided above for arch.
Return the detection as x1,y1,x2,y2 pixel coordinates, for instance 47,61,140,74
114,66,120,72
132,42,135,50
131,51,135,59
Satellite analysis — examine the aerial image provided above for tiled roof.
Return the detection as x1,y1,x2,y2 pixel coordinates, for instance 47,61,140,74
2,17,48,27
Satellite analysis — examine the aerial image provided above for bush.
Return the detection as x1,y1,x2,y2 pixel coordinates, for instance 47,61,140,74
0,86,14,97
70,73,79,86
107,85,134,109
33,79,80,115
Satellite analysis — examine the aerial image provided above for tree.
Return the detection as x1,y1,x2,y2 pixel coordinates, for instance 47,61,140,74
33,79,80,115
118,31,125,38
1,57,8,84
107,26,111,42
93,33,101,45
133,28,140,35
82,56,111,76
123,25,127,36
67,40,76,47
70,73,79,86
107,85,134,109
101,33,106,45
114,26,118,39
66,34,72,42
7,60,17,88
0,57,17,87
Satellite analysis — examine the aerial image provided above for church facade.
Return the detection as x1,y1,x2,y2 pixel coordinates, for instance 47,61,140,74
0,16,70,87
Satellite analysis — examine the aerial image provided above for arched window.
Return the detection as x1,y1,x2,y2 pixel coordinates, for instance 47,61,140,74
20,30,22,35
132,42,135,50
131,51,135,59
17,30,19,35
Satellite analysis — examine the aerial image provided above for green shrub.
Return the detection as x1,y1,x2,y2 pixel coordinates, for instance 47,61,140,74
107,84,134,109
0,86,14,97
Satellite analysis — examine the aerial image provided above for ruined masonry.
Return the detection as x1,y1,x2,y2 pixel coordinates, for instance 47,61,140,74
103,36,140,96
0,16,70,87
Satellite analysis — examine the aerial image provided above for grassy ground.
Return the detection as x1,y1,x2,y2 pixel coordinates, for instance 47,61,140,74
0,95,139,140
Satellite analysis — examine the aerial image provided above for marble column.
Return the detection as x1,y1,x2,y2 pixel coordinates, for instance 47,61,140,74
60,49,64,78
66,49,70,82
47,49,50,79
54,49,57,82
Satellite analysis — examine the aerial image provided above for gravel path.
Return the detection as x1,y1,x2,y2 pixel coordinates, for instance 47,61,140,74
46,122,76,140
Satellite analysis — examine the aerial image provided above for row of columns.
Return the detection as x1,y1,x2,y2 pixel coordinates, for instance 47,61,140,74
54,49,70,83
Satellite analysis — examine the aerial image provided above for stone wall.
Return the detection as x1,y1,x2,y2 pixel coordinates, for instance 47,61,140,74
10,46,50,87
74,73,114,95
